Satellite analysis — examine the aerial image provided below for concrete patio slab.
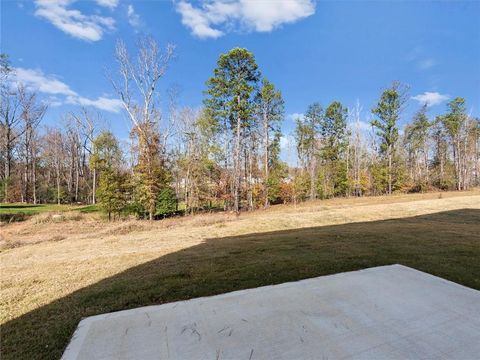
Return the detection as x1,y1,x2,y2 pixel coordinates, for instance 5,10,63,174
62,265,480,360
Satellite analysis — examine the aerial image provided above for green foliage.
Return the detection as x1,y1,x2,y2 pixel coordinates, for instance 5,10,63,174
204,47,261,212
204,47,260,131
267,163,288,204
371,82,408,194
440,97,467,137
293,171,310,201
370,163,388,194
405,105,430,151
371,82,406,156
155,186,177,217
296,103,322,162
97,168,128,220
321,101,349,161
255,78,284,134
90,131,123,172
333,161,349,196
132,122,168,219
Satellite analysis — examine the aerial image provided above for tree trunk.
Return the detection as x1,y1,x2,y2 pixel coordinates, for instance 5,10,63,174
56,169,61,205
75,160,79,202
264,111,269,208
388,145,392,195
32,153,37,204
310,159,315,201
92,167,96,204
233,97,242,214
4,143,12,202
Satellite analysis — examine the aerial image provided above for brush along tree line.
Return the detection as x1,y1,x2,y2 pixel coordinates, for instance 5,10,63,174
1,38,479,219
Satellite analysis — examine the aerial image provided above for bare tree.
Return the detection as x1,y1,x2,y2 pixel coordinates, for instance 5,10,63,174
110,36,175,220
0,60,23,201
19,87,47,203
44,128,65,204
71,108,99,204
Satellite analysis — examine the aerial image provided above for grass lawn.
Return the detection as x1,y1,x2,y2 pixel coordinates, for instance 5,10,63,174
0,203,71,215
0,203,98,218
1,192,479,359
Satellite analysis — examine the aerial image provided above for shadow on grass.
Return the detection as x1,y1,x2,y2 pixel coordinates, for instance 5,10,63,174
2,209,480,359
0,204,45,209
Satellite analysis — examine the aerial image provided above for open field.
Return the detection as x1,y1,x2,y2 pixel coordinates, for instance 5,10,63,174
0,204,98,225
0,203,98,215
1,190,480,359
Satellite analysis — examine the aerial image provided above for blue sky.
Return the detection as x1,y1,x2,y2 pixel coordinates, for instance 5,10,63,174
2,0,480,157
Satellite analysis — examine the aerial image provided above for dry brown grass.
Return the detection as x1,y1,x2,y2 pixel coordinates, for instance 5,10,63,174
1,190,479,359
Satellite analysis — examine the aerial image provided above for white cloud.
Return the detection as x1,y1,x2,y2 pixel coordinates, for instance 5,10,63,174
280,134,295,149
412,92,450,107
176,1,224,38
287,113,305,121
14,67,122,113
45,96,63,107
127,4,142,29
176,0,315,39
95,0,119,9
15,67,77,96
34,0,115,41
67,95,123,113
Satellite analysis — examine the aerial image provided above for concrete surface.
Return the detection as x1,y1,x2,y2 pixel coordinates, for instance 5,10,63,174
62,265,480,360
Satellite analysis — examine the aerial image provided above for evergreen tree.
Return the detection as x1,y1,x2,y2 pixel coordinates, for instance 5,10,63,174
295,103,322,200
97,168,127,221
92,132,127,220
266,132,288,204
371,82,408,194
320,101,350,197
132,122,168,220
254,78,284,207
155,186,177,218
204,48,260,213
404,105,431,190
438,98,469,190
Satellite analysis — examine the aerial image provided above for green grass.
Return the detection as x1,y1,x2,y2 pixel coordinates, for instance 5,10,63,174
0,203,98,221
1,208,479,359
0,203,79,214
77,204,99,213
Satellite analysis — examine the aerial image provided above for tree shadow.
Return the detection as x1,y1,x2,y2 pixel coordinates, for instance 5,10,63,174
0,204,45,209
2,209,479,359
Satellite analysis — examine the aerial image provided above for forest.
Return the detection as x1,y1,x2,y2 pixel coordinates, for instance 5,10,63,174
1,37,479,220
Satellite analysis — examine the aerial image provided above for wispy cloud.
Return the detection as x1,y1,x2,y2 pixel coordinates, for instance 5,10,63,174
418,58,436,70
14,67,123,113
287,113,305,121
280,134,294,150
407,46,437,71
34,0,115,41
46,96,63,107
176,0,315,39
127,4,142,29
95,0,119,9
66,95,123,113
15,67,77,97
411,91,450,107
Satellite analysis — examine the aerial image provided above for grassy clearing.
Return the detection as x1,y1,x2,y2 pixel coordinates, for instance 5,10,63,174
0,203,98,224
1,190,479,359
0,203,80,215
76,204,99,213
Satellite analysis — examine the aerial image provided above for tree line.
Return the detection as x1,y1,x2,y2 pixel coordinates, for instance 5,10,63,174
1,38,479,220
